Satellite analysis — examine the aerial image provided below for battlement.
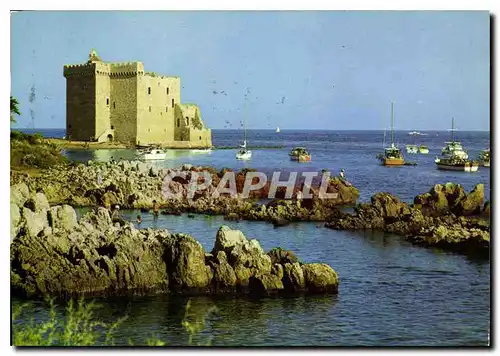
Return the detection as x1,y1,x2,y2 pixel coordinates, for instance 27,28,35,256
109,62,144,77
145,72,180,79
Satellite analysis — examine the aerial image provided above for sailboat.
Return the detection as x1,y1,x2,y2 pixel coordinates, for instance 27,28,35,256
435,118,478,172
377,102,405,166
236,115,252,160
276,126,280,133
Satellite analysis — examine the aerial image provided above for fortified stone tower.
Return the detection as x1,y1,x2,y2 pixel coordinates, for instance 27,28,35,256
63,49,212,148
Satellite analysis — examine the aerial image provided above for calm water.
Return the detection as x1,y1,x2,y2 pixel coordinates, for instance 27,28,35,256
12,129,490,346
19,128,490,202
12,213,490,346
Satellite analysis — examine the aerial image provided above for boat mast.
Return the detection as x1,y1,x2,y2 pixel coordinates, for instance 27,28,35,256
451,117,455,142
390,102,394,145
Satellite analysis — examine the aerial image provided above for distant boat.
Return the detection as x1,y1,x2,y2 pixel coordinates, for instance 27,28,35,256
419,145,429,154
276,127,280,133
479,148,490,167
289,147,311,162
409,131,428,136
405,144,418,154
236,114,252,160
377,102,405,166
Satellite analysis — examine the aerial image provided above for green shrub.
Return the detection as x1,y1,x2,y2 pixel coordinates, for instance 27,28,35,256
12,298,219,347
12,298,126,346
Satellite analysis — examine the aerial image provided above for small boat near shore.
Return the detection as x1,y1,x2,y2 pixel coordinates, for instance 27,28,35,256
289,147,311,162
276,127,280,133
139,148,167,160
191,148,212,153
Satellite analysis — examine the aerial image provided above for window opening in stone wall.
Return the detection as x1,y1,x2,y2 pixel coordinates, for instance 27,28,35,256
199,136,202,140
113,102,116,109
172,99,175,108
106,98,109,105
166,106,168,113
149,106,151,112
186,117,189,126
111,125,114,130
148,87,151,95
177,118,180,127
68,124,72,129
167,87,169,95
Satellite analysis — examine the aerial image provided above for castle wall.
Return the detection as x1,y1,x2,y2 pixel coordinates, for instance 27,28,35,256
109,63,142,144
136,74,180,145
64,64,97,141
174,103,212,147
64,51,211,148
94,62,111,140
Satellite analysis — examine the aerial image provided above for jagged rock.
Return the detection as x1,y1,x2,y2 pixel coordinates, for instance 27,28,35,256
248,274,284,296
24,192,50,213
20,207,48,238
302,264,339,293
48,205,78,231
268,247,300,265
454,184,485,216
283,262,306,291
482,201,490,218
164,234,213,290
11,183,30,207
10,203,21,241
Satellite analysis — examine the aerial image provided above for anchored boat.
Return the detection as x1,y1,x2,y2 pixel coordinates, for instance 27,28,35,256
435,118,479,172
289,147,311,162
405,144,418,154
479,148,490,167
377,102,405,166
236,91,252,160
139,148,167,160
419,145,429,154
236,140,252,160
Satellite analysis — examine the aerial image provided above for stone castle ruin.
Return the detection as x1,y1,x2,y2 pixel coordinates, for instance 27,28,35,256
63,49,212,148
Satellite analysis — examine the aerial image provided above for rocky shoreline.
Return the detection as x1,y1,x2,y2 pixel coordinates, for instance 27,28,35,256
326,183,489,257
11,188,339,298
10,161,490,299
10,160,360,224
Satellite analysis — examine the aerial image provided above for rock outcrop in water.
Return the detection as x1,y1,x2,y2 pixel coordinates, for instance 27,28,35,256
10,160,359,224
10,189,339,298
325,184,489,257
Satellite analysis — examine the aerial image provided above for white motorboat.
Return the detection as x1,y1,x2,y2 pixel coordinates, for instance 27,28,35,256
435,118,478,172
276,126,280,133
140,148,167,160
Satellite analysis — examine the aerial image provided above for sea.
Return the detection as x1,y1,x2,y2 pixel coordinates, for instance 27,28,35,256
11,128,491,346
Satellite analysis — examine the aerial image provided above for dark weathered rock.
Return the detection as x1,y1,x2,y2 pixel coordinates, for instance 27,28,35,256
325,186,489,257
302,264,339,293
267,247,300,265
11,193,340,298
453,184,485,216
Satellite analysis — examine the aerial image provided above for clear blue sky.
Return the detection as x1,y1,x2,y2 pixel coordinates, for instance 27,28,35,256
11,11,490,130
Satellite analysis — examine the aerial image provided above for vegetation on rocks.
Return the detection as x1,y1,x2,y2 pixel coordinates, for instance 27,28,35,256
11,131,69,171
